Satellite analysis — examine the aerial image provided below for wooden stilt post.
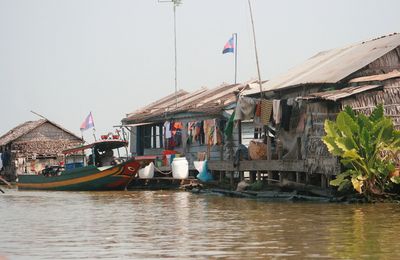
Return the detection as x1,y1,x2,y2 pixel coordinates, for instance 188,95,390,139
230,171,234,190
267,134,273,184
321,174,327,189
296,137,302,183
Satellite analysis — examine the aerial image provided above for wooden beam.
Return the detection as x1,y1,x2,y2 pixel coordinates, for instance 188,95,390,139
208,158,338,174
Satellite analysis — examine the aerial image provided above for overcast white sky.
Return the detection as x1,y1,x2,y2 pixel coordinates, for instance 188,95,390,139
1,0,399,141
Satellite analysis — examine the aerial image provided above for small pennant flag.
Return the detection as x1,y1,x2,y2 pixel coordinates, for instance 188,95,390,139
80,112,95,131
222,36,235,54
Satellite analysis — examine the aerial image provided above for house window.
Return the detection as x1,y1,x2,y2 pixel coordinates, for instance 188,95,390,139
143,124,163,149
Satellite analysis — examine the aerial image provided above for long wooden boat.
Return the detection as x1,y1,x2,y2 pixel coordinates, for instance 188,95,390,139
17,139,155,191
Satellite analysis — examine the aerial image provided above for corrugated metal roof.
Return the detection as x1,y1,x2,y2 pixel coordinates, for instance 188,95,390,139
122,82,251,124
244,33,400,95
349,70,400,83
300,84,383,101
126,89,190,117
0,119,82,147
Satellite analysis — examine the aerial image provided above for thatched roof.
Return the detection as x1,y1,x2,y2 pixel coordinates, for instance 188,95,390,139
0,119,82,147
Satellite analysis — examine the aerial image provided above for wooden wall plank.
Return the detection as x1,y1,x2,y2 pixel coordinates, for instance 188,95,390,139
208,158,339,175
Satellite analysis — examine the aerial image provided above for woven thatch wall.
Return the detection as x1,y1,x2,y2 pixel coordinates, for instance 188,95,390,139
349,47,400,78
341,79,400,129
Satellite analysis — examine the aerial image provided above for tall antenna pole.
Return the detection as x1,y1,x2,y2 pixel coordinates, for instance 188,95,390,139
159,0,181,108
247,0,263,98
173,2,178,107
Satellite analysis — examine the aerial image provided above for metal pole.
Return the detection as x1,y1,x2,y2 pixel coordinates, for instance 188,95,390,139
173,3,178,107
234,33,238,84
247,0,263,98
158,0,180,107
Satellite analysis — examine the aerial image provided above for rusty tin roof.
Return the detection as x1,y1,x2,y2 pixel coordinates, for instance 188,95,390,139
122,82,252,124
300,84,383,101
244,33,400,95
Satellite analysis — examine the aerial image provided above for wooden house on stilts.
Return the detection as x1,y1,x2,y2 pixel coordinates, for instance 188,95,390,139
121,33,400,191
121,82,258,176
206,33,400,189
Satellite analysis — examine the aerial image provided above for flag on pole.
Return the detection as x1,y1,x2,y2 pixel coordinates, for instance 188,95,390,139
80,112,95,131
222,36,235,54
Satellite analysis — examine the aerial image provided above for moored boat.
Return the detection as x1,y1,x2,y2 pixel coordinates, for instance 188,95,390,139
17,139,155,191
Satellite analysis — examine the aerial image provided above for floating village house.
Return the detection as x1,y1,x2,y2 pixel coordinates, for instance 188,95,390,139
208,33,400,188
0,119,83,181
121,82,254,172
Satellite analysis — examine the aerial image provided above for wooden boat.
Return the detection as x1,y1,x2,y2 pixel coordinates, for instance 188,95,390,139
17,139,155,191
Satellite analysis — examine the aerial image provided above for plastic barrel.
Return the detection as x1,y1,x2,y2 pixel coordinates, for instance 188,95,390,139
138,162,155,179
171,157,189,179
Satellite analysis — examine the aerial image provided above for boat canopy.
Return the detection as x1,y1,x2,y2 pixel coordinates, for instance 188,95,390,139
63,140,128,155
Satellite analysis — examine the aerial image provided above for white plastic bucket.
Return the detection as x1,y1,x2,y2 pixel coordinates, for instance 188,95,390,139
138,162,154,179
171,157,189,179
193,161,205,173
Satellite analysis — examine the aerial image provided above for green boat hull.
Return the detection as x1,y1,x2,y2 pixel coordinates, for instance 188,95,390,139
17,160,143,191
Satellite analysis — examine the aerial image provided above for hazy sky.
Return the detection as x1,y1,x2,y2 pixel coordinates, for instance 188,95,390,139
1,0,399,141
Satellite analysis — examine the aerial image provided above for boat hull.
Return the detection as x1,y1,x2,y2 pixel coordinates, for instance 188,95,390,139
17,158,149,191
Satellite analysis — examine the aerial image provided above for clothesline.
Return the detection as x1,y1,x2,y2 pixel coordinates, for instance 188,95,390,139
163,119,223,149
234,96,303,131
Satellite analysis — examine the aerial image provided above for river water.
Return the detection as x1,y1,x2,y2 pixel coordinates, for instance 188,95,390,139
1,188,400,259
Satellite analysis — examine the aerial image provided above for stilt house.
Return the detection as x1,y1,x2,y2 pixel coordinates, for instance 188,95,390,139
121,82,256,172
208,33,400,188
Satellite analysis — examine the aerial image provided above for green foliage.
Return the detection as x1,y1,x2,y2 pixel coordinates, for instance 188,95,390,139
323,104,400,199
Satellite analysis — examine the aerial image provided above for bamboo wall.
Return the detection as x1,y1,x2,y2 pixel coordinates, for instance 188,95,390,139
341,79,400,129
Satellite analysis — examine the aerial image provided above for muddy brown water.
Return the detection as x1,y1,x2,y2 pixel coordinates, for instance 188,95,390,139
1,188,400,259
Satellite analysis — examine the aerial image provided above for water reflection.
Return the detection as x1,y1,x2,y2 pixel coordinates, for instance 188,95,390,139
1,189,400,259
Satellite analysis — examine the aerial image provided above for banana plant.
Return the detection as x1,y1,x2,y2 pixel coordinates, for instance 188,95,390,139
323,104,400,199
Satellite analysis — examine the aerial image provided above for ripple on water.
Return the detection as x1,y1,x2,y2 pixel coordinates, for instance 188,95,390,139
2,189,400,259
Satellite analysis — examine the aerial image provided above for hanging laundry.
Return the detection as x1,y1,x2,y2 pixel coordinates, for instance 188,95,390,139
203,119,215,146
213,119,218,145
260,99,273,125
234,96,257,121
172,121,183,147
254,101,262,126
174,131,182,147
194,121,202,144
224,111,235,139
216,128,223,145
273,99,281,124
187,122,196,145
290,101,301,130
172,121,182,135
287,98,295,106
281,99,292,131
164,121,172,139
